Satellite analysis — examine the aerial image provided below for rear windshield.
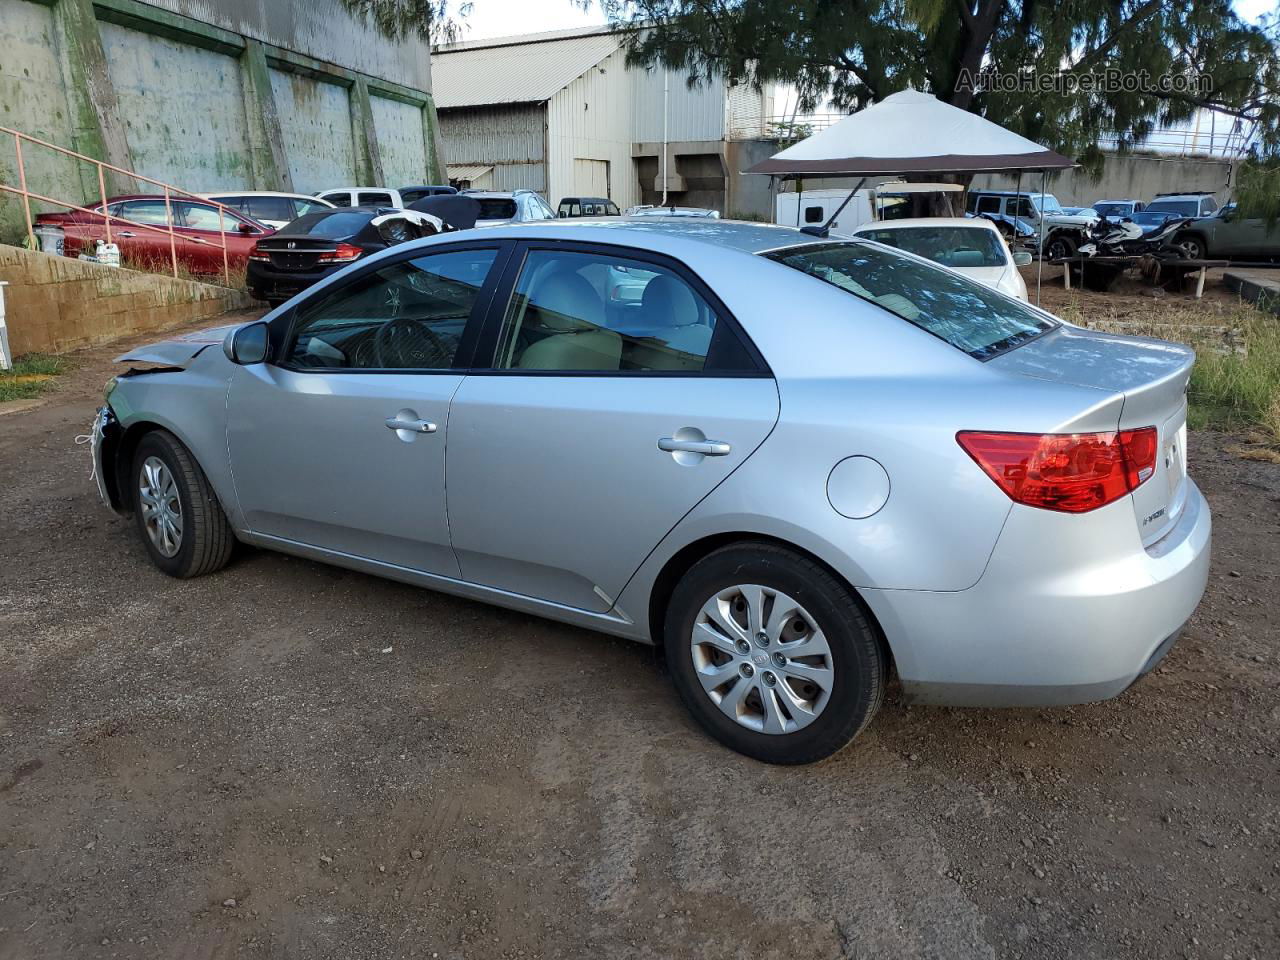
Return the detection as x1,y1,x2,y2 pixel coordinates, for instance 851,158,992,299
476,198,517,220
1093,202,1131,217
765,241,1056,359
856,226,1007,268
293,212,371,238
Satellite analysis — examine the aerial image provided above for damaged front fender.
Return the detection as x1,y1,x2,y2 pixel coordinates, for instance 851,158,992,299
114,322,243,368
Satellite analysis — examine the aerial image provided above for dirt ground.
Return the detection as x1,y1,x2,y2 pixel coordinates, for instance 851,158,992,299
1,316,1278,960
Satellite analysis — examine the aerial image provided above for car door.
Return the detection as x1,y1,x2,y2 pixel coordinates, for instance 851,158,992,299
175,201,264,272
227,242,507,576
445,242,780,613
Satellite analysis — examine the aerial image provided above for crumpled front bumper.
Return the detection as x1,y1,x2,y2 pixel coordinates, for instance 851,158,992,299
91,405,120,511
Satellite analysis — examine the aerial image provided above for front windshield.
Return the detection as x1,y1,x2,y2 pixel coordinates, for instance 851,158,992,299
1034,194,1064,214
766,241,1055,359
1093,202,1130,217
857,226,1008,268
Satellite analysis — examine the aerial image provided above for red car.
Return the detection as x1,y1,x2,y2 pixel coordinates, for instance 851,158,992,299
35,195,273,274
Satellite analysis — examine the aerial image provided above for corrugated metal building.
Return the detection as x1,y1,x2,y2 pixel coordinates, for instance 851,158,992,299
432,27,773,214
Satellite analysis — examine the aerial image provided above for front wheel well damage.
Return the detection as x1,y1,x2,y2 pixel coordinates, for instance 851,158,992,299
645,533,895,675
104,420,174,513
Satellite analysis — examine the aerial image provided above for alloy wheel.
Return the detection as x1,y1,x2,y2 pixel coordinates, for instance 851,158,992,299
690,584,835,735
138,455,183,558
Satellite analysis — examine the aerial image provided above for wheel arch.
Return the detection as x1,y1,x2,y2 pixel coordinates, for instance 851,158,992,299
644,532,895,674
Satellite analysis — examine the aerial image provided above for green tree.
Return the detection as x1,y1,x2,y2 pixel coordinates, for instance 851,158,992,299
595,0,1280,170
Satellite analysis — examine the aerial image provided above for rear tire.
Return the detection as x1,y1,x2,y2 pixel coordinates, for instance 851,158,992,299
1173,235,1205,260
663,543,886,764
131,430,234,578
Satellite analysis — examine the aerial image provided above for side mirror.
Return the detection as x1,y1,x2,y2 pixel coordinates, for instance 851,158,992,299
1012,250,1033,267
223,321,269,365
238,222,255,234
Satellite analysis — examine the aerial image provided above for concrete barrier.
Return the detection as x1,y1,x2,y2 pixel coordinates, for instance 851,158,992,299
0,244,257,355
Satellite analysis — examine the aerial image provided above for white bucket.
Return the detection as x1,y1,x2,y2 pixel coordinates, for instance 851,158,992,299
34,224,65,256
97,241,121,268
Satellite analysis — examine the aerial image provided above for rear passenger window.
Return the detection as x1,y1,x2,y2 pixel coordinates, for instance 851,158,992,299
246,196,295,223
323,193,352,207
492,249,756,373
358,192,394,206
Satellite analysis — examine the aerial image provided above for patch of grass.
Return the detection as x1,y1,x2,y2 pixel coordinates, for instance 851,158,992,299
1189,309,1280,443
0,354,67,403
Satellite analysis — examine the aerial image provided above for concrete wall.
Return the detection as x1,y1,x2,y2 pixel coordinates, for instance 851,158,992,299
0,242,254,355
0,0,447,243
971,155,1234,207
730,148,1237,221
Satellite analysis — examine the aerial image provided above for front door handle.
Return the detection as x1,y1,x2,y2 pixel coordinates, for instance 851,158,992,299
658,437,731,456
117,231,136,238
385,416,437,434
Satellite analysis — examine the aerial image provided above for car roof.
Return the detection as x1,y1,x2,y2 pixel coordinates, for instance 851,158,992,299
853,217,996,232
971,190,1057,197
1096,199,1139,203
453,217,818,255
203,191,326,201
107,194,220,204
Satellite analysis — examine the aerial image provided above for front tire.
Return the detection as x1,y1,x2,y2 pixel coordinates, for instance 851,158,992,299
131,430,234,578
1045,232,1077,261
663,543,887,764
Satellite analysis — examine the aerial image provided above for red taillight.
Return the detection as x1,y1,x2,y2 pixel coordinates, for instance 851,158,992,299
957,427,1158,513
247,242,269,262
318,243,362,263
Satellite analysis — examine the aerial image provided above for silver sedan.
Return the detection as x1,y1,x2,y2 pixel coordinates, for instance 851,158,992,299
94,218,1211,764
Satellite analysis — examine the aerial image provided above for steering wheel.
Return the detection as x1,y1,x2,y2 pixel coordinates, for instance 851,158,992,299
373,317,450,369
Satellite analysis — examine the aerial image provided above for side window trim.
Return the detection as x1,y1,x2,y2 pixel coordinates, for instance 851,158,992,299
467,239,771,378
272,239,516,374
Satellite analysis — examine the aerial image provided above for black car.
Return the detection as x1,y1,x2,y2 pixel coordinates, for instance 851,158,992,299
557,196,621,218
399,184,458,204
247,208,439,305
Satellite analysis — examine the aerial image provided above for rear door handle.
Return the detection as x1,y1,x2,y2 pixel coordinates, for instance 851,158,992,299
116,231,136,238
385,416,437,434
658,437,731,456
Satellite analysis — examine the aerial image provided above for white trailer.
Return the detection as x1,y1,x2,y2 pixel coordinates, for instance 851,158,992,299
774,182,965,237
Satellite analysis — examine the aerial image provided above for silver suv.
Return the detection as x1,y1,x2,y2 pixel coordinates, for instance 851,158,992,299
462,189,556,226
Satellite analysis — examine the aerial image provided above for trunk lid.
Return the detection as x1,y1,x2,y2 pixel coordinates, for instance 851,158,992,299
254,236,336,272
989,324,1194,545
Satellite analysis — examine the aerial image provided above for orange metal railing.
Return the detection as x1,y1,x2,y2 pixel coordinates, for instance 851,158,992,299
0,125,241,285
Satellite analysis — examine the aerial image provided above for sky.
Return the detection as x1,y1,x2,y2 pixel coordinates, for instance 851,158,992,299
453,0,1273,42
451,0,606,40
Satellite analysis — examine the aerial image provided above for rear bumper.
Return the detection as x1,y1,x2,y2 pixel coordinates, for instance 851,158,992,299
862,479,1211,707
246,261,343,301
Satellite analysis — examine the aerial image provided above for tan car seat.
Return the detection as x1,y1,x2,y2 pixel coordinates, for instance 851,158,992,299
516,271,621,370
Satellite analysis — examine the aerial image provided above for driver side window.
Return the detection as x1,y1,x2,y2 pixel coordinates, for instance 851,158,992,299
285,249,498,370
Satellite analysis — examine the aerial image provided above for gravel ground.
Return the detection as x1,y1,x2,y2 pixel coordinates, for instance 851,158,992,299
1,324,1277,960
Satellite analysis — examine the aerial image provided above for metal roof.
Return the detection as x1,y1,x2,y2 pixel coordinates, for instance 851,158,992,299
432,27,621,109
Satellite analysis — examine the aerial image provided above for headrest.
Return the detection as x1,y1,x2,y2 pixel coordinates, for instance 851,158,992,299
640,274,700,327
531,271,603,331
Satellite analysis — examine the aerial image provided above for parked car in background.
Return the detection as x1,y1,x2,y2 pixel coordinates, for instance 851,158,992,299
1170,203,1280,261
966,189,1099,259
1145,193,1218,219
1124,209,1184,236
203,192,334,229
399,185,458,204
315,187,407,209
627,205,722,218
1093,199,1145,218
34,194,271,273
462,189,557,226
246,207,447,304
95,219,1209,764
1061,207,1098,218
558,196,621,218
852,217,1032,301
